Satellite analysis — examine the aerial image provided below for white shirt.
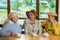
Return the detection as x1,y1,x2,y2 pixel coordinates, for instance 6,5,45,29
25,19,42,35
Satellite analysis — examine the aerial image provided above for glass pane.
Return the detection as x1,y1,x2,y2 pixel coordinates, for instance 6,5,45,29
39,0,56,18
10,0,36,24
10,0,36,18
0,0,7,24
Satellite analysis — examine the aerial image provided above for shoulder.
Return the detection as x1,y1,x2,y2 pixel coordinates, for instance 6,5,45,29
3,21,13,27
41,19,49,26
41,19,49,23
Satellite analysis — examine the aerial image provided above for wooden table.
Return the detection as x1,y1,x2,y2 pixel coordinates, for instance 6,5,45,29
0,34,60,40
33,34,60,40
0,34,32,40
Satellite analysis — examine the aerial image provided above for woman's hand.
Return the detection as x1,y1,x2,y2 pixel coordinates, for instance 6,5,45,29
49,19,57,25
23,20,26,26
48,16,57,25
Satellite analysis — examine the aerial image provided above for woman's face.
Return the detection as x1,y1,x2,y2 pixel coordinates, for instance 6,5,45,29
29,12,35,20
11,16,18,23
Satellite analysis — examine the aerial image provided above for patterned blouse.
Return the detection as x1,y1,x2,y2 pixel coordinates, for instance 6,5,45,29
41,19,60,35
25,19,42,35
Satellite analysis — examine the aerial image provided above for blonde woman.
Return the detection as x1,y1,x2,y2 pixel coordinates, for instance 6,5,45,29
41,12,60,35
0,12,22,36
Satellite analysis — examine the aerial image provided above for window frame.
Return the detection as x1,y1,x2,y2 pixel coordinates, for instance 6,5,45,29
8,0,59,20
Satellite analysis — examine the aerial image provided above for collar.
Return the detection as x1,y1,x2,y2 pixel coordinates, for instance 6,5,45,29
28,19,37,24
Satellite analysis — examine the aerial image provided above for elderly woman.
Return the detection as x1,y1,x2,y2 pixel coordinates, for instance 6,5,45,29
24,10,42,36
41,12,60,35
0,12,22,36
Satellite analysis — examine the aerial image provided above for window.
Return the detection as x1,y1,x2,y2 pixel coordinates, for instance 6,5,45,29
10,0,36,24
10,0,36,18
39,0,56,19
0,0,7,24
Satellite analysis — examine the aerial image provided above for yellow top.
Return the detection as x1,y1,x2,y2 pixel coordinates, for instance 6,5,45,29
53,23,60,35
41,20,60,35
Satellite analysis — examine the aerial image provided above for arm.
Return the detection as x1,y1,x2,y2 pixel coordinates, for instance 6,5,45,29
24,21,28,34
0,25,11,36
39,22,42,34
25,24,28,34
0,30,11,36
0,22,13,36
41,20,48,33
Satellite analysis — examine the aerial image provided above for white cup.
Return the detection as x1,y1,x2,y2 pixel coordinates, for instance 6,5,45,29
32,33,37,36
43,33,49,37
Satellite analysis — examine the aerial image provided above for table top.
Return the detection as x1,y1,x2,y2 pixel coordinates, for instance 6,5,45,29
0,34,60,40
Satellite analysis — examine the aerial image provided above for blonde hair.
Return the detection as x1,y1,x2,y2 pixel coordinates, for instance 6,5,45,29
8,12,18,20
3,12,18,25
48,12,57,16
